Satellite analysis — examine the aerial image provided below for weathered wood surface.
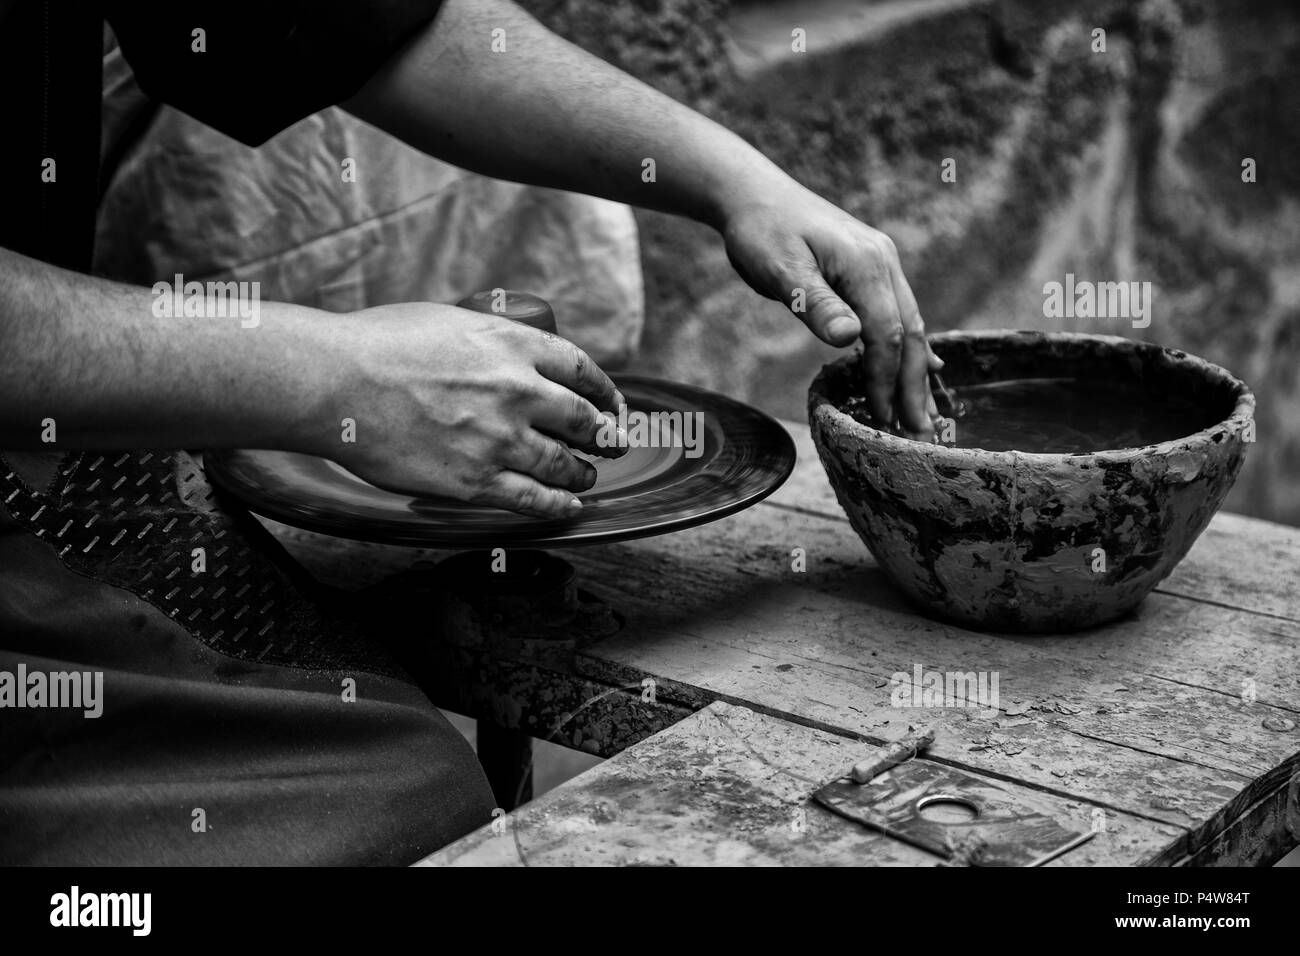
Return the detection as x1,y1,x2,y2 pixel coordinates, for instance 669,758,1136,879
420,701,1181,866
561,423,1300,865
261,420,1300,865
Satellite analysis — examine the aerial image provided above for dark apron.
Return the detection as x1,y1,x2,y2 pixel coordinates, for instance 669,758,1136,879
0,448,494,864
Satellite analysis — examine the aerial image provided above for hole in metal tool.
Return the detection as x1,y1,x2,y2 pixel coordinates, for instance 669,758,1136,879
917,794,979,823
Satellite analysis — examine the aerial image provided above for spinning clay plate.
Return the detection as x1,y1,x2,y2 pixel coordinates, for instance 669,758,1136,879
204,376,795,548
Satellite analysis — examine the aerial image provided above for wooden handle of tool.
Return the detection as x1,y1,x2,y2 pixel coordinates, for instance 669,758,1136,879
456,289,557,334
850,728,936,784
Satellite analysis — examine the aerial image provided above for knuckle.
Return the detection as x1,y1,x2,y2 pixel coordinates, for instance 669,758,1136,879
868,252,891,282
860,226,896,258
494,320,532,348
546,441,572,475
513,483,542,514
506,374,539,398
857,234,886,262
805,283,842,314
803,280,832,304
569,399,598,437
484,427,517,460
565,343,589,381
759,257,794,293
460,466,502,502
524,440,549,473
529,439,568,478
881,323,906,352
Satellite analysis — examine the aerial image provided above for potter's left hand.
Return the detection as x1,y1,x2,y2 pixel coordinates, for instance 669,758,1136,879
721,185,939,442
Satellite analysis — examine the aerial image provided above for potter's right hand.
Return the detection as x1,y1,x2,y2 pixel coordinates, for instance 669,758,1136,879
320,302,625,518
720,183,941,442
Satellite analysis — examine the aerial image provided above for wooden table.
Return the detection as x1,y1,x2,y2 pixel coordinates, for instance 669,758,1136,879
268,421,1300,867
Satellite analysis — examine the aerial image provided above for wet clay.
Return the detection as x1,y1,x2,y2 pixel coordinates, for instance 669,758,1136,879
839,377,1216,454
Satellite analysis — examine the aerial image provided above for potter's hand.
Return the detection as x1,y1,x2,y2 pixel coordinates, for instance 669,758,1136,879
722,186,939,441
326,303,624,518
342,0,940,437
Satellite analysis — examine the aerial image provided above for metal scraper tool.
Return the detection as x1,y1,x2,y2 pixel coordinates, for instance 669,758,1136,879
814,756,1095,867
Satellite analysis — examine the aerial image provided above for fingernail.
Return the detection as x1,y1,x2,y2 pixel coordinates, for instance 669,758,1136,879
827,316,859,342
567,497,583,513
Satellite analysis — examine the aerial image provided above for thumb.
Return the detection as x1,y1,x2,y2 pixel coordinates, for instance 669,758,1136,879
783,270,862,346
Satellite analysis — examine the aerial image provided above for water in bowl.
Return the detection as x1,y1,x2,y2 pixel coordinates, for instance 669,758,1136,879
840,377,1211,454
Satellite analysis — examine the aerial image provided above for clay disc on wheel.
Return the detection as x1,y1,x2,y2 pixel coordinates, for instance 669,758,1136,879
203,375,795,548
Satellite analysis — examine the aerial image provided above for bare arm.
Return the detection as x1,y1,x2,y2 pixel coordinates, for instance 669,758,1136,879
0,246,620,517
345,0,767,229
345,0,938,437
0,246,335,452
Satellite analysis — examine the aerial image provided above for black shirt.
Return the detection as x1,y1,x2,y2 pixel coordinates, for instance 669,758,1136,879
0,0,444,271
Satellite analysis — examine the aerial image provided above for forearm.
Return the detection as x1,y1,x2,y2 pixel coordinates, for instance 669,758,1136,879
0,246,342,453
348,0,935,438
344,0,795,230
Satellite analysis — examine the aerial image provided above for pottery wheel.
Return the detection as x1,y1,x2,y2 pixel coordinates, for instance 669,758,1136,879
203,375,795,548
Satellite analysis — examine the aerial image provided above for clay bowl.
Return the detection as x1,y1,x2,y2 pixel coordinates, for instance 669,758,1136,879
808,331,1254,633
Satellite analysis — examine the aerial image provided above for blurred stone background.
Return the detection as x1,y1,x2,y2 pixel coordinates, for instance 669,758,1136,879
523,0,1299,528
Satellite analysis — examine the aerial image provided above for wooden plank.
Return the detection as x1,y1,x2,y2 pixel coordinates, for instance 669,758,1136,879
767,421,1300,623
252,421,1299,863
1160,513,1300,623
1171,774,1300,867
419,702,1182,866
567,500,1300,861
